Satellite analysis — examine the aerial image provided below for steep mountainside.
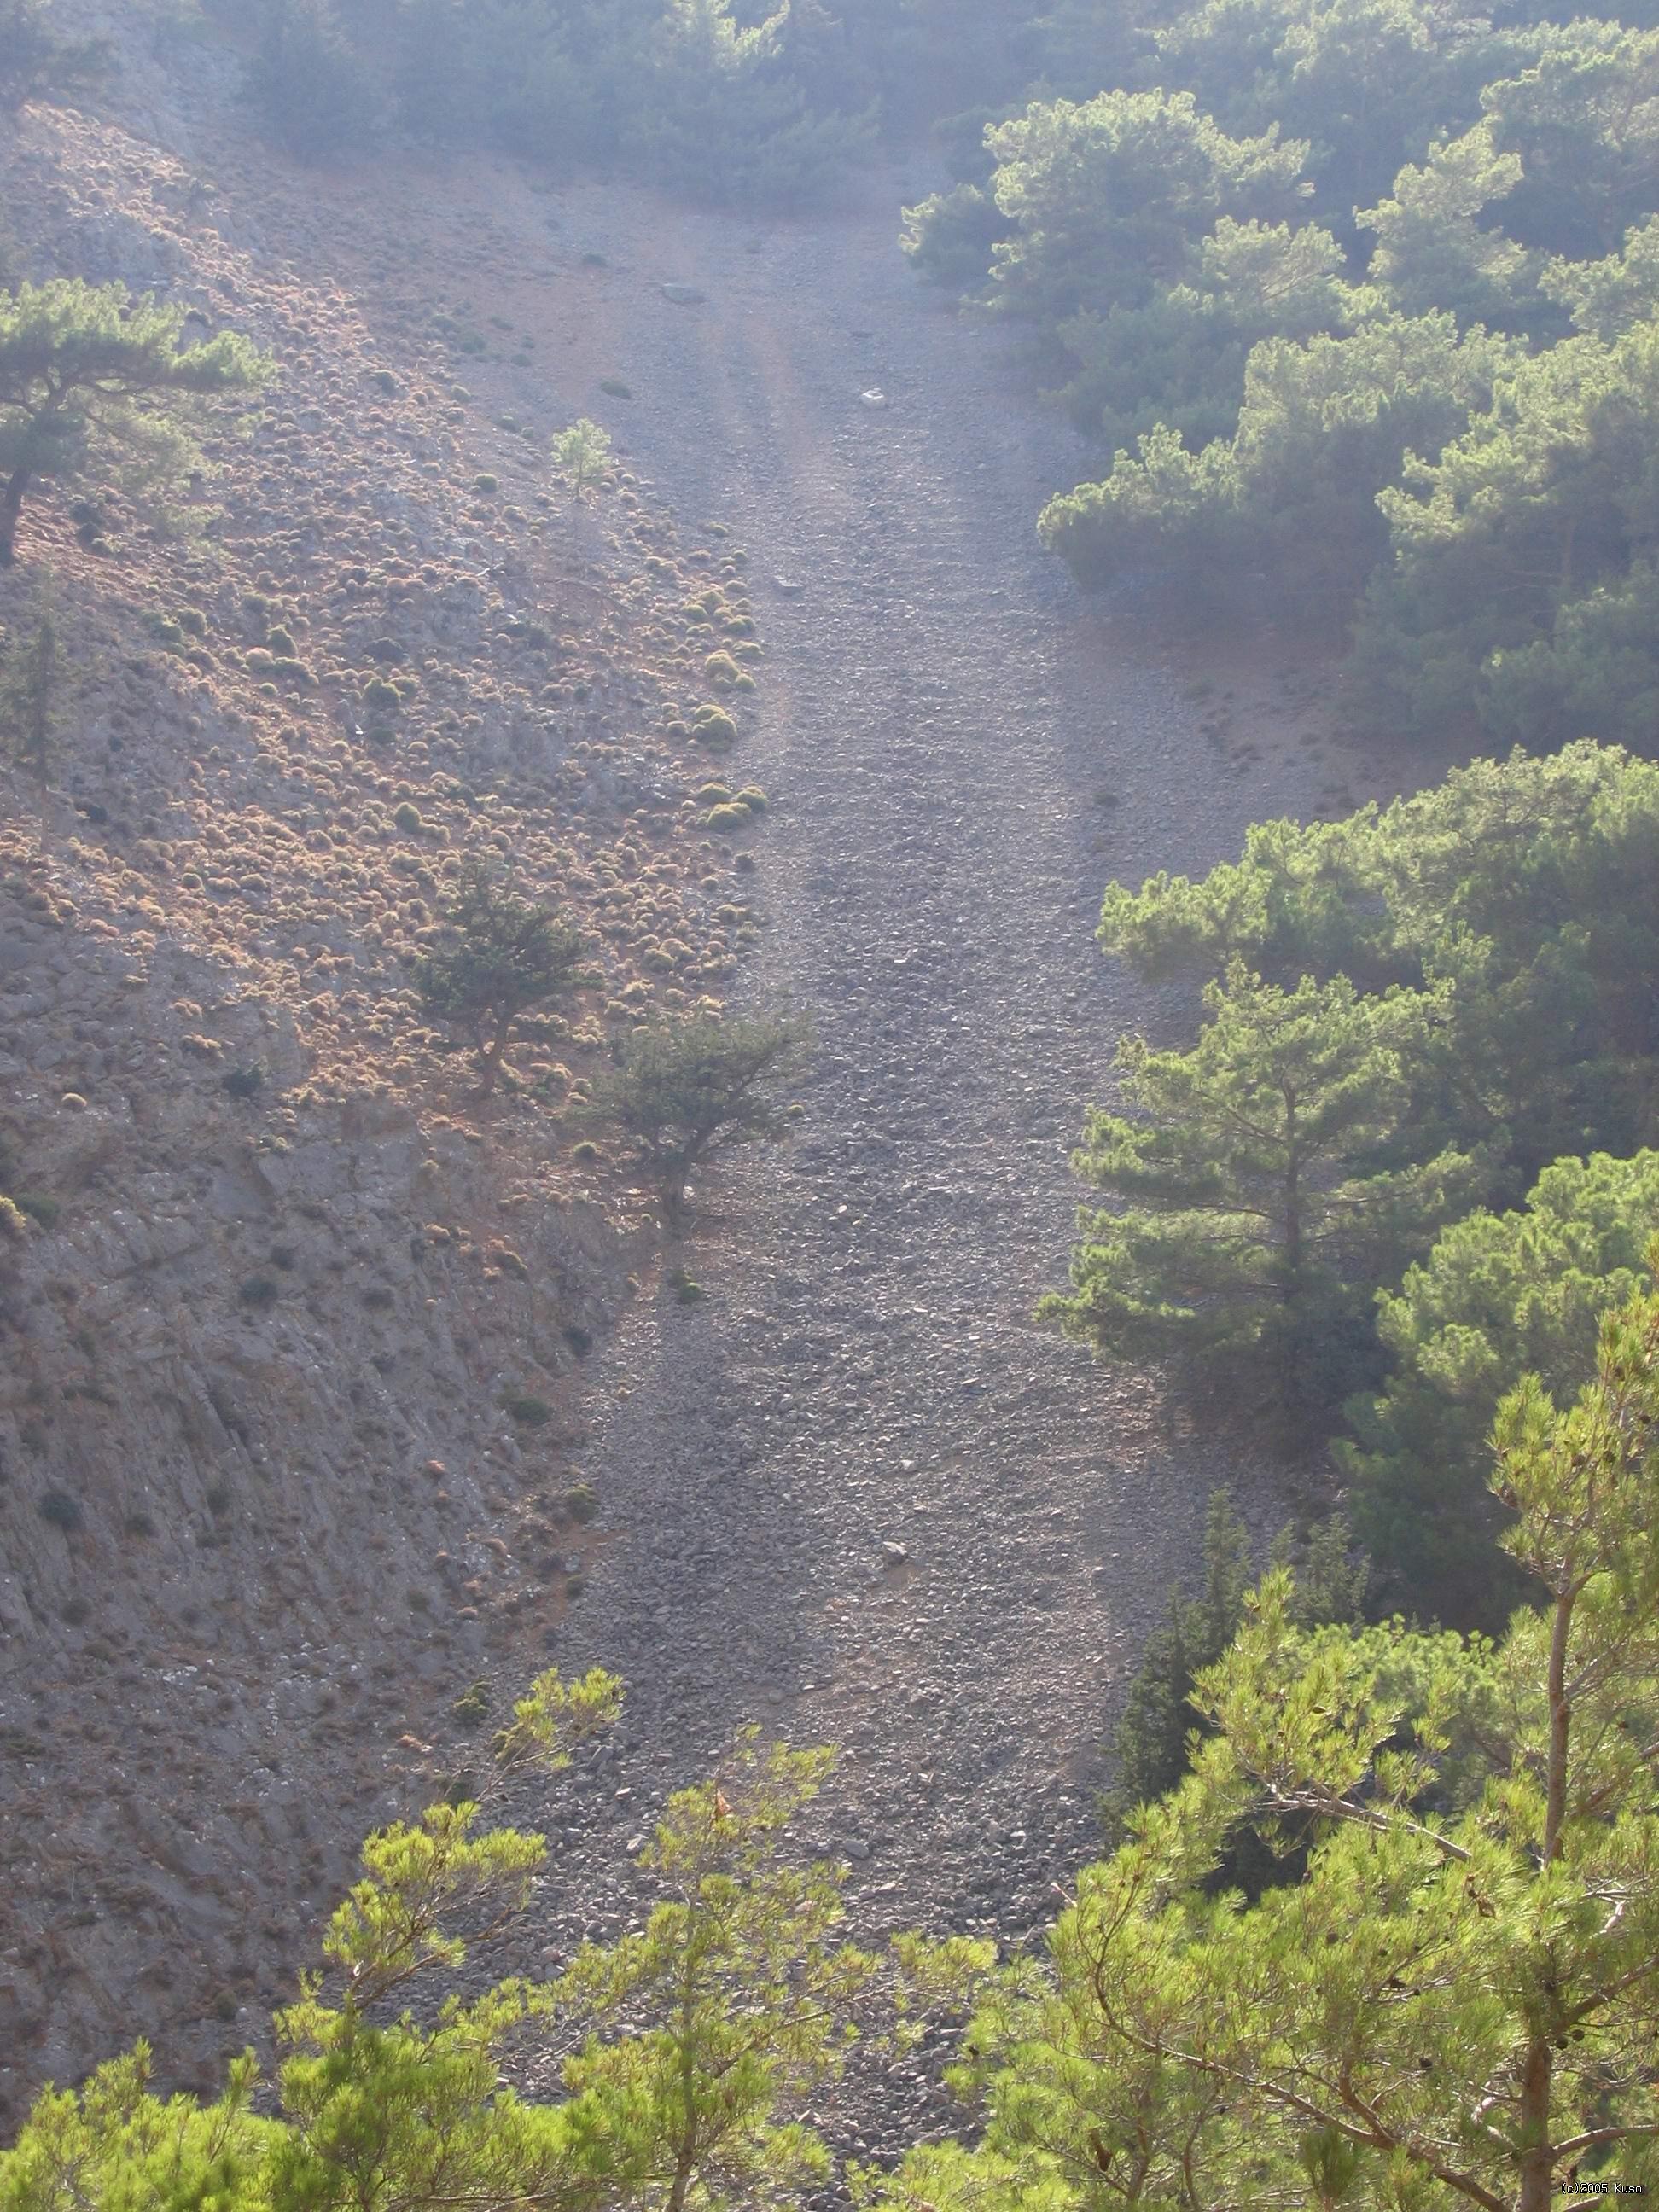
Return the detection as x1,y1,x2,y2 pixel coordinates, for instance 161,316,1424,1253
0,5,1377,2145
0,13,771,2122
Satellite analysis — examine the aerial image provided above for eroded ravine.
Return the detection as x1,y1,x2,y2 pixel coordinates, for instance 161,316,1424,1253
0,88,1382,2132
400,169,1357,2122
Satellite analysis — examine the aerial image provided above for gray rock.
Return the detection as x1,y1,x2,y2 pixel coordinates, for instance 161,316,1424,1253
661,283,706,306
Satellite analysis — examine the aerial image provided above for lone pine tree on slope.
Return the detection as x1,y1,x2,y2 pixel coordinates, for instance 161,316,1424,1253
0,280,273,565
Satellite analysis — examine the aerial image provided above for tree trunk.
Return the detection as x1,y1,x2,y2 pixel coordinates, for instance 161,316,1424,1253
1516,2039,1555,2212
1559,510,1577,596
475,1018,512,1095
26,626,53,848
1284,1163,1301,1288
660,1166,688,1237
0,468,30,566
1544,1587,1573,1864
666,2129,697,2212
666,1949,701,2212
1518,1586,1577,2212
1281,1089,1301,1288
659,1139,703,1236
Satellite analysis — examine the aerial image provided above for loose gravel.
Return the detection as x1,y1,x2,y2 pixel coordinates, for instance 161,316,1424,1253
423,166,1382,2160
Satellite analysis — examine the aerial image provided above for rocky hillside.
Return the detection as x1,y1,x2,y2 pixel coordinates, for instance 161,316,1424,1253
0,8,774,2125
0,0,1388,2152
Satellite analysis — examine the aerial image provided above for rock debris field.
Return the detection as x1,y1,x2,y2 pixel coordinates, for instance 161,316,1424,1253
423,169,1385,2149
0,99,1389,2136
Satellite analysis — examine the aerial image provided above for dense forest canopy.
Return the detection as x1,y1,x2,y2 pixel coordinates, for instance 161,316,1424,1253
894,0,1659,742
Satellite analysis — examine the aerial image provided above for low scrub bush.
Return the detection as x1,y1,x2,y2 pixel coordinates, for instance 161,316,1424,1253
691,705,737,748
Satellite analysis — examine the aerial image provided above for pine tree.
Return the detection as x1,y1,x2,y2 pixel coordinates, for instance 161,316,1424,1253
412,862,589,1094
1342,1148,1659,1627
1358,124,1536,329
1094,744,1659,1195
1100,1487,1253,1837
1039,958,1478,1436
1481,18,1659,257
1103,1492,1368,1842
0,281,273,566
1039,311,1512,610
550,1735,882,2212
552,418,614,555
586,1010,809,1230
0,1667,626,2212
0,1682,958,2212
552,418,612,505
1278,1508,1370,1628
